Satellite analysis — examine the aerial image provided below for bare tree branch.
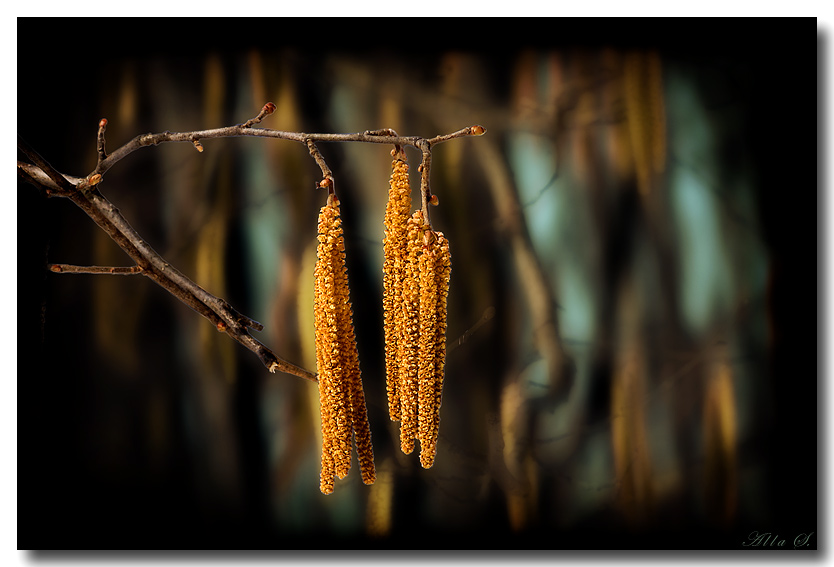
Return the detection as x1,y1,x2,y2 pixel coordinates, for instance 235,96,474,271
17,103,486,384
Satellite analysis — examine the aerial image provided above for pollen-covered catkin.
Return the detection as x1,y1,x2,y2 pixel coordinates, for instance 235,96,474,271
418,231,451,469
314,199,341,493
383,156,412,422
397,211,424,454
314,193,375,493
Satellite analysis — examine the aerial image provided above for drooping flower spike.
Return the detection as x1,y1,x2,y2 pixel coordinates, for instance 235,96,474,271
314,193,375,494
382,155,452,468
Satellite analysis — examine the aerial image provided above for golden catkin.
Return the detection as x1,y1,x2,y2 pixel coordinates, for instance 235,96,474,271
314,194,375,492
397,211,424,454
383,157,412,422
314,204,339,493
417,230,439,453
418,230,451,469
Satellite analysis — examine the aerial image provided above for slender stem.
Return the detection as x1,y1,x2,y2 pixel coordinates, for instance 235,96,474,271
418,139,433,227
48,264,143,275
241,101,276,128
306,139,334,194
427,124,486,145
96,119,108,164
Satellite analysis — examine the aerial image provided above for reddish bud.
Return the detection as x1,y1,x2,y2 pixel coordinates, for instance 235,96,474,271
263,102,276,115
470,124,486,136
429,194,439,206
99,118,108,129
49,265,62,273
88,174,102,186
216,322,227,331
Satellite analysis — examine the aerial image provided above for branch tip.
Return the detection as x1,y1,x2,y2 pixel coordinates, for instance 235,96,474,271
242,102,277,128
470,124,486,136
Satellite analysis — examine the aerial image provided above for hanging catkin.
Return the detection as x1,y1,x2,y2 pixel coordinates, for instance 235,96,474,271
383,155,412,422
397,211,424,454
383,196,452,467
314,193,375,494
418,229,451,469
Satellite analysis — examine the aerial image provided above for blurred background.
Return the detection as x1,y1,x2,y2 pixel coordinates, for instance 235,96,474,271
18,20,817,550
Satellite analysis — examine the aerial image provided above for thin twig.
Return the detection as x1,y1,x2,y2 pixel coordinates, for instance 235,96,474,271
427,124,486,145
306,139,334,194
241,101,276,128
417,139,433,227
48,264,143,275
96,119,108,164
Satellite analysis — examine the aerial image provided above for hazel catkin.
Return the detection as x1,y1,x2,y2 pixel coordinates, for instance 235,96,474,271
396,211,426,454
418,230,451,469
314,193,375,493
383,157,412,422
384,203,452,467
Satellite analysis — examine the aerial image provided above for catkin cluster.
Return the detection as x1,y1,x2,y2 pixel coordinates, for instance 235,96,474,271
312,154,451,494
383,158,452,469
314,193,375,495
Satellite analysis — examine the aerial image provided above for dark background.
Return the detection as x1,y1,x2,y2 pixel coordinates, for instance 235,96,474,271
17,18,818,551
